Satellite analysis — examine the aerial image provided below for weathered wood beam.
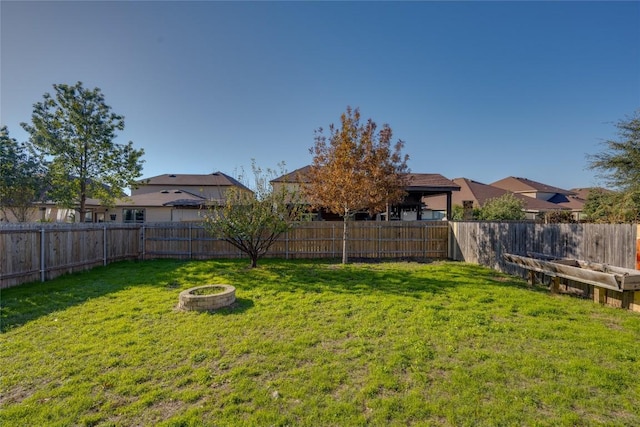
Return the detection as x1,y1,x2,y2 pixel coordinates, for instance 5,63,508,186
503,253,640,292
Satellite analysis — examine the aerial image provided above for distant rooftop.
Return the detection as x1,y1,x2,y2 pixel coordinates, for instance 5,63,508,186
271,166,460,191
138,172,251,191
491,176,574,195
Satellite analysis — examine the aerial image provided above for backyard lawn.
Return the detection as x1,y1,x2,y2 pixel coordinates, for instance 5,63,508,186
1,259,639,426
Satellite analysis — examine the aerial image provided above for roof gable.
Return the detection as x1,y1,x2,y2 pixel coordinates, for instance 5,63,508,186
270,166,312,184
491,176,573,195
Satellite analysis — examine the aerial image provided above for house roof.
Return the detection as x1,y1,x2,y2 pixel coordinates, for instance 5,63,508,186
138,172,251,191
117,189,208,207
404,173,460,191
270,166,312,183
547,193,586,211
491,176,574,195
570,187,613,200
424,178,570,212
271,166,460,192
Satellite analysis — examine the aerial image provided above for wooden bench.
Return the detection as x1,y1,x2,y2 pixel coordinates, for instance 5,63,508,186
503,252,640,309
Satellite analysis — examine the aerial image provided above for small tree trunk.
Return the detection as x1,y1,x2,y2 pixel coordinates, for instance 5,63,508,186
342,213,348,264
250,253,258,268
80,186,87,222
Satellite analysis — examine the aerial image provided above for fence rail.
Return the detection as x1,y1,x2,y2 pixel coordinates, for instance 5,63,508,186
1,221,449,288
1,223,141,288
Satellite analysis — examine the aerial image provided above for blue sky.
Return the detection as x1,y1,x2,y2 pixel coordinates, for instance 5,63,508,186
2,1,638,190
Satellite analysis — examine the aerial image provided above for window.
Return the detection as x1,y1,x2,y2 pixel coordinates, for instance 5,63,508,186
123,208,145,223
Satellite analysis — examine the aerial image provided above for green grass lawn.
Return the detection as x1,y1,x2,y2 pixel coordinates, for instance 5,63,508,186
1,259,639,426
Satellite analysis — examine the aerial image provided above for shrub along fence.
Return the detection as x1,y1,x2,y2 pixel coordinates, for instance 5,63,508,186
0,221,449,288
450,222,640,311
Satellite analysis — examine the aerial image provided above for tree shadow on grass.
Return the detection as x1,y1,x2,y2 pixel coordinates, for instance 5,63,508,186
173,258,533,298
1,259,192,332
1,257,531,332
185,297,255,317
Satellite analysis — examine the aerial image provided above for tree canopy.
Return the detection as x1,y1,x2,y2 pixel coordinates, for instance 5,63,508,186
21,82,144,221
305,107,409,263
583,188,639,223
477,193,526,221
588,110,640,192
586,110,640,222
0,126,48,222
201,162,307,268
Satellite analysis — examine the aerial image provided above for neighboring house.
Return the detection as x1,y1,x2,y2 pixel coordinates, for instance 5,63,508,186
111,172,253,223
423,178,572,220
1,197,109,223
271,166,461,221
490,177,585,220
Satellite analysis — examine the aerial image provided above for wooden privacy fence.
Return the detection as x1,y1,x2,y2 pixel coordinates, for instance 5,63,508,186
450,222,638,270
141,221,450,260
1,221,449,288
0,223,141,288
450,222,640,311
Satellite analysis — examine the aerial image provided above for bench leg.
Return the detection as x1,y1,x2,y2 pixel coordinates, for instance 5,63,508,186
550,277,560,294
593,287,606,305
621,291,633,310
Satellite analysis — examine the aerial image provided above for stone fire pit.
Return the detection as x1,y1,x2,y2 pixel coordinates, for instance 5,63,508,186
178,284,236,311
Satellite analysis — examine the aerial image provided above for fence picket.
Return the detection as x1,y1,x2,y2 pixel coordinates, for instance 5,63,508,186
3,221,636,290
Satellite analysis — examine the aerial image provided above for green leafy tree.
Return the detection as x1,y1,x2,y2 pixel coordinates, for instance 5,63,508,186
0,126,48,222
582,188,614,223
451,203,481,220
305,107,409,263
583,188,639,223
542,210,576,224
21,82,144,221
451,204,465,221
478,193,526,221
201,162,307,268
587,110,640,222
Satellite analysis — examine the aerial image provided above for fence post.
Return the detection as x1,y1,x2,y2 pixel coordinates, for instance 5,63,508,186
636,224,639,270
448,222,454,260
103,225,107,266
40,227,45,282
332,224,336,258
141,225,146,260
423,224,427,259
285,230,289,260
189,223,192,259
